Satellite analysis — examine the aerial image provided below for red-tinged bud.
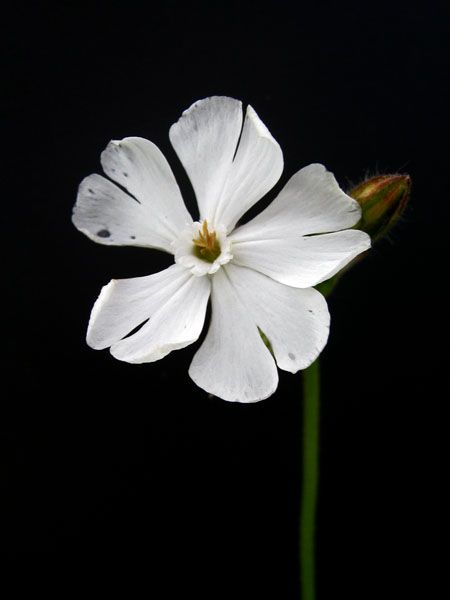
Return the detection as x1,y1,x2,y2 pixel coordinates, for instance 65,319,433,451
349,174,411,242
315,173,411,297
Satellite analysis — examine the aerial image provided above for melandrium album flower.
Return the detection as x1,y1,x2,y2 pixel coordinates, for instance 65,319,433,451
72,96,370,402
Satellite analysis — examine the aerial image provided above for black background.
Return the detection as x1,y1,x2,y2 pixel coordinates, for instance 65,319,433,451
3,1,448,596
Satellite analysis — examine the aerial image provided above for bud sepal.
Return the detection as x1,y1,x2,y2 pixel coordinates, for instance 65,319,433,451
349,173,410,242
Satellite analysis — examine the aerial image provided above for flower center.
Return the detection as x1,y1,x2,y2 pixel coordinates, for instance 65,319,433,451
172,220,232,276
192,220,221,263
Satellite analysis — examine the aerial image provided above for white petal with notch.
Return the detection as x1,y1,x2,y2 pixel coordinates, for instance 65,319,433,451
231,229,371,288
87,264,210,362
212,104,283,231
223,264,330,373
169,96,244,226
232,163,363,239
73,137,192,252
189,266,280,403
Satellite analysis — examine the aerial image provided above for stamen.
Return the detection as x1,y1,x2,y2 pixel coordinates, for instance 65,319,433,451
192,220,221,263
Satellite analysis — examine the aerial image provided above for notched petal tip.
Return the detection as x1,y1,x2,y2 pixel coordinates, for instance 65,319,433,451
303,162,363,224
86,279,118,349
246,104,274,141
110,338,193,364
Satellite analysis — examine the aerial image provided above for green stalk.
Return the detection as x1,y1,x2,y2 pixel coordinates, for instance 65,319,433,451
300,358,320,600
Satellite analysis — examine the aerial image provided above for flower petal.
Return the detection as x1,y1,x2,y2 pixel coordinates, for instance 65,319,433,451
231,163,363,240
87,264,210,363
223,264,330,373
188,266,278,403
228,163,371,287
213,104,284,231
96,136,193,251
230,229,371,288
169,96,243,225
73,174,173,252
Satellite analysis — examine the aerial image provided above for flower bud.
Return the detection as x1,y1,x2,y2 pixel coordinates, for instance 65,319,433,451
349,174,410,242
315,173,410,297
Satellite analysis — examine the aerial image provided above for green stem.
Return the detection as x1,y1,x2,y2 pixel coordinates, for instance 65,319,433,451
300,358,320,600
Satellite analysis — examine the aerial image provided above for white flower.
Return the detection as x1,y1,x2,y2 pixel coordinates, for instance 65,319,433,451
72,96,370,403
